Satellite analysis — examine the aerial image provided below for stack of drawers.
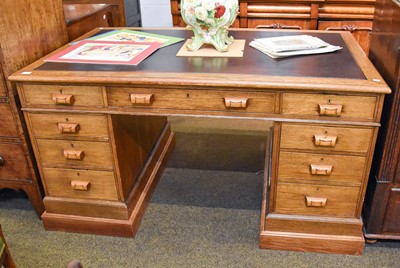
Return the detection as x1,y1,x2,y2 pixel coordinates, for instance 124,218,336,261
261,91,382,254
21,85,121,203
277,122,373,217
18,83,171,236
29,112,118,202
0,0,69,216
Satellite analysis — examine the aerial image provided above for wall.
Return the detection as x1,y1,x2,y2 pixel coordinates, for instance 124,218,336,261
139,0,173,27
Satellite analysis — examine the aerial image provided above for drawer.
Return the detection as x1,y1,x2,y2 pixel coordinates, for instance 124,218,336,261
275,182,359,218
280,123,373,154
278,151,366,185
248,19,310,30
36,139,113,169
107,87,276,114
282,93,377,120
21,84,104,107
0,103,18,137
0,142,30,179
29,113,109,140
43,167,118,201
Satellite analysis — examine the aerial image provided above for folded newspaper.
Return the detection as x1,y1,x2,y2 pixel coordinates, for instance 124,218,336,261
249,35,342,58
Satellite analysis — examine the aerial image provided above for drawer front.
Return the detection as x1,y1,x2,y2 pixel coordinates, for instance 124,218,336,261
29,113,109,140
0,103,18,137
275,182,359,217
107,87,276,114
280,123,373,154
278,151,366,185
0,142,30,179
21,84,104,107
248,19,310,30
36,139,113,169
43,168,118,201
282,93,377,120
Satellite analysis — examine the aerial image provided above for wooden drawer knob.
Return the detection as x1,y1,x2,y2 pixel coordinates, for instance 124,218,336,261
71,180,90,191
310,164,333,176
224,97,248,108
0,155,4,166
52,93,75,105
63,150,84,160
130,94,154,105
313,135,337,147
318,104,343,116
305,196,327,207
57,123,80,134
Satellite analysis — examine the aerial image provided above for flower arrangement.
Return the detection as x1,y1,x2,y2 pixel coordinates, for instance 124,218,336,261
186,0,230,30
181,0,238,52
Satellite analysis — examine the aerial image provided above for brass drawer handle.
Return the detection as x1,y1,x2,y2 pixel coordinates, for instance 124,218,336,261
224,97,248,108
57,123,80,134
130,94,154,105
313,135,337,147
71,180,91,191
0,155,4,166
63,150,84,160
310,164,333,176
318,104,343,116
305,196,327,207
52,93,75,105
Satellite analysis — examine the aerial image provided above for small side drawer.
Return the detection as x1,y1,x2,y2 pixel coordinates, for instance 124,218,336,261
43,167,118,201
29,113,109,140
280,123,373,154
0,103,18,137
275,182,359,218
282,93,377,120
278,151,366,185
36,139,113,169
0,142,30,179
20,84,104,107
107,87,276,114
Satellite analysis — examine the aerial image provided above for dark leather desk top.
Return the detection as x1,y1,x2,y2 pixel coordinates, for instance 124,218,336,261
37,29,366,80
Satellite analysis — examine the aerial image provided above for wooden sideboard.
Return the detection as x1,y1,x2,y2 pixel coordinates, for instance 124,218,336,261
0,0,68,216
64,4,122,40
63,0,126,26
9,28,390,255
362,0,400,242
170,0,375,53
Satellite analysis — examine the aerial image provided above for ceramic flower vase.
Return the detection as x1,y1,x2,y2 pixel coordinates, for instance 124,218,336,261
181,0,239,52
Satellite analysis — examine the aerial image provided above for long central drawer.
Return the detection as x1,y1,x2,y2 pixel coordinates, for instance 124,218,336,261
107,87,276,114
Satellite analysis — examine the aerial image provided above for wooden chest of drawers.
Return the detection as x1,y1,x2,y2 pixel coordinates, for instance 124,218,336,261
0,0,68,216
9,28,390,254
171,0,375,54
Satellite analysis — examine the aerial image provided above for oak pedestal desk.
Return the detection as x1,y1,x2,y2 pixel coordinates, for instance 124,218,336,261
9,28,390,255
